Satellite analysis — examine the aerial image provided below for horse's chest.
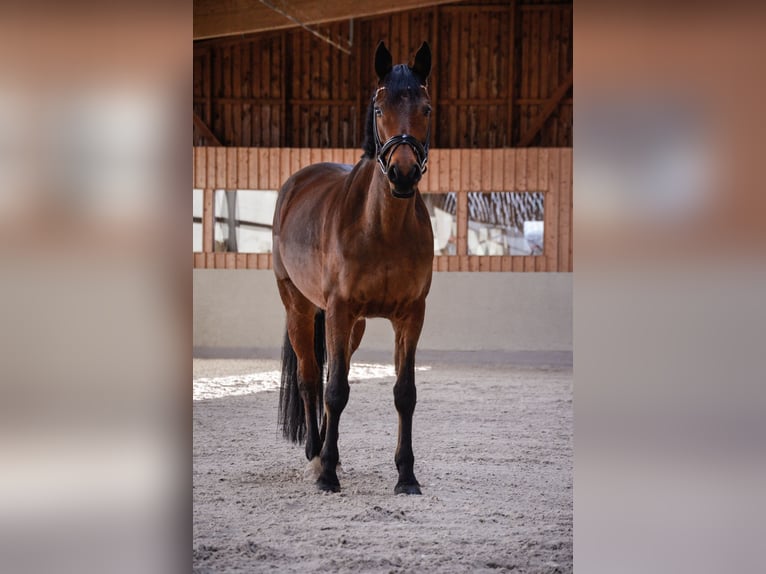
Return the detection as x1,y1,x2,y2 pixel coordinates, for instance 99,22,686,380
336,251,431,315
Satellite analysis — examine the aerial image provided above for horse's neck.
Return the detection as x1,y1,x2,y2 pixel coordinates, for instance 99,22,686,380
361,162,417,238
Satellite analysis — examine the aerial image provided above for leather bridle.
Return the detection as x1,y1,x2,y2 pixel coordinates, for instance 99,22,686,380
372,88,431,177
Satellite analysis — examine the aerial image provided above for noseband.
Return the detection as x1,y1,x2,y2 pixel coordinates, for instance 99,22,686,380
372,90,431,177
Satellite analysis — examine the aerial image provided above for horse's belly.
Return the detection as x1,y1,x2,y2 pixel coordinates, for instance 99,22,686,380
278,244,327,308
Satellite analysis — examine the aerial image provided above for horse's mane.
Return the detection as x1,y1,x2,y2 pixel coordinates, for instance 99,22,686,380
362,64,425,159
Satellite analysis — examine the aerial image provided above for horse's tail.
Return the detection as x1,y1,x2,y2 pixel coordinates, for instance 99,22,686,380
278,310,326,444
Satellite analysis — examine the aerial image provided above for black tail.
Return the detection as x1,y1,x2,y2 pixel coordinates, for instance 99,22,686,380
278,310,326,444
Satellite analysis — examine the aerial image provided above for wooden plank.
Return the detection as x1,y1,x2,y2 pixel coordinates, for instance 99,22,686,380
223,45,232,146
438,150,449,194
524,255,535,272
232,44,241,146
467,11,477,101
469,149,481,191
550,10,561,142
459,255,468,271
512,255,524,272
538,148,549,191
480,149,492,192
226,148,237,189
194,148,206,189
215,252,226,269
448,256,459,271
490,256,502,271
236,253,247,269
449,149,461,194
505,0,517,146
515,148,527,191
469,255,480,271
202,189,215,253
539,7,551,107
491,149,503,192
503,148,515,191
526,148,539,190
529,8,540,103
546,150,560,271
501,256,512,271
237,148,248,189
225,253,236,269
215,147,227,189
206,146,216,189
247,253,258,269
258,148,270,189
269,148,281,189
479,256,490,271
262,106,272,147
300,148,311,171
257,253,270,269
291,147,302,177
194,252,205,268
459,149,470,255
310,147,322,167
457,192,468,256
431,6,440,147
559,148,572,272
248,148,259,189
206,253,216,268
279,34,286,147
205,48,213,132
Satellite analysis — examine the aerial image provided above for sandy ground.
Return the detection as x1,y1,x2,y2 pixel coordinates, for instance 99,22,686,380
193,354,572,573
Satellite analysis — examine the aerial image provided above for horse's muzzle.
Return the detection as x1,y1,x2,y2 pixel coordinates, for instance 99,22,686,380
387,164,421,198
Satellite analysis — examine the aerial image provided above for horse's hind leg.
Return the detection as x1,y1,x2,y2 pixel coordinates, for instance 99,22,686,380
277,279,323,464
317,304,355,492
391,300,426,495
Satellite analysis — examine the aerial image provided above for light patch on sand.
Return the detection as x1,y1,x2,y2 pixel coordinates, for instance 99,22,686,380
193,363,431,401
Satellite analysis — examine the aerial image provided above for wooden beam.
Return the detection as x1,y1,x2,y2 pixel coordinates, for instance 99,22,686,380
194,0,462,41
518,70,572,147
193,111,222,146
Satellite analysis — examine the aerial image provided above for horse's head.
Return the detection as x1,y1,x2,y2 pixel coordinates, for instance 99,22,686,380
370,41,432,199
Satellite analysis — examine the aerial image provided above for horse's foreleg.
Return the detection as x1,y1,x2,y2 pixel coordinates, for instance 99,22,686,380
392,300,426,495
317,306,354,492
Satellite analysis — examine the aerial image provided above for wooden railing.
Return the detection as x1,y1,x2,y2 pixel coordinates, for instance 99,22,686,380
193,147,572,272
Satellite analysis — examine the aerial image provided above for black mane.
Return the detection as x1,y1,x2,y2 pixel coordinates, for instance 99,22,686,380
362,64,426,159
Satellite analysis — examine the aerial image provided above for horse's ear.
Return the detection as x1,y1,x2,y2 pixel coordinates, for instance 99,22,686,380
411,41,432,83
375,41,393,82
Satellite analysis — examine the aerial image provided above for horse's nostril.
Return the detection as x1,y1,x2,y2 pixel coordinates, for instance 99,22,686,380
411,165,422,184
387,165,399,183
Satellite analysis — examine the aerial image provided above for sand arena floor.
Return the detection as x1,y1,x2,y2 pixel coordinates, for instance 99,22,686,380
193,352,572,573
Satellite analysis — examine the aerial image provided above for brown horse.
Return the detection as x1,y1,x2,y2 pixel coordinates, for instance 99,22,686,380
272,41,434,494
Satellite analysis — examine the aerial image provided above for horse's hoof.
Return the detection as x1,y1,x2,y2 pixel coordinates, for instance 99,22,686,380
303,457,322,481
394,482,422,495
316,475,341,493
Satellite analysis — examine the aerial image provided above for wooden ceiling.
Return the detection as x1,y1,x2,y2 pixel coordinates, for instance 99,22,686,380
194,0,460,40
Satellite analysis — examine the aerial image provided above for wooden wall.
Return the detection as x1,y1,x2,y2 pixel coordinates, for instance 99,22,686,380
193,0,573,149
192,147,572,272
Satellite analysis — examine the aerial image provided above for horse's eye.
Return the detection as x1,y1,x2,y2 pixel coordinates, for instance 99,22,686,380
374,107,382,117
423,106,432,117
